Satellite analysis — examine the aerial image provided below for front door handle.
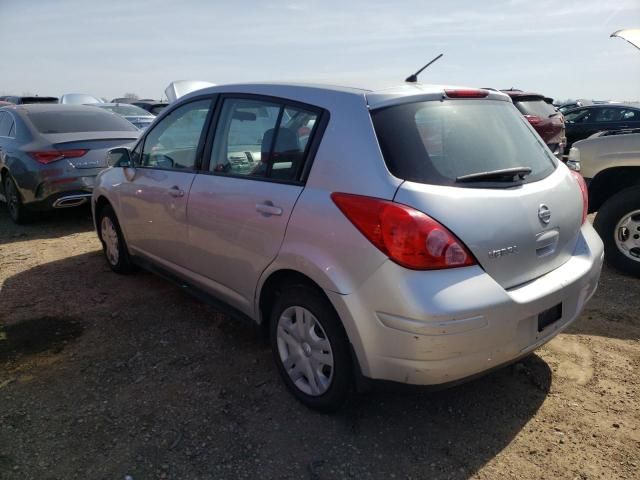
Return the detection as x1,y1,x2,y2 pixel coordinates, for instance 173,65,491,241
168,185,185,198
256,201,283,216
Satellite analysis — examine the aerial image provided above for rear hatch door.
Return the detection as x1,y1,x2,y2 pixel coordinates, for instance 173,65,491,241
513,96,565,147
370,96,583,289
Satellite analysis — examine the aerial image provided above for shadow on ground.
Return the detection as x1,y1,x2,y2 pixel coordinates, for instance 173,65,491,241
0,251,553,479
0,205,93,246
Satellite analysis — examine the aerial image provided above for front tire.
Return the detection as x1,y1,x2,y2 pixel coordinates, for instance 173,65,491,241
97,204,134,274
594,186,640,277
270,284,352,412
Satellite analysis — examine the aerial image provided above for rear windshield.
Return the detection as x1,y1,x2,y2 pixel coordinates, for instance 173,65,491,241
28,109,139,133
371,99,557,186
514,99,558,118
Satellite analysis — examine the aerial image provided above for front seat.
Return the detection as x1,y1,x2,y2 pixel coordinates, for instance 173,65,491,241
252,127,301,179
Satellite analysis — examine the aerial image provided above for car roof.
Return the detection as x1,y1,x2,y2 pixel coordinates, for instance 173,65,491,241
6,104,112,115
500,89,547,100
181,82,510,110
566,103,640,111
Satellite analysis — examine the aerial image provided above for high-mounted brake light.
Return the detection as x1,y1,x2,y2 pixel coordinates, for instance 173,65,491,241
570,170,588,225
444,89,489,99
523,114,542,125
29,149,89,165
331,193,476,270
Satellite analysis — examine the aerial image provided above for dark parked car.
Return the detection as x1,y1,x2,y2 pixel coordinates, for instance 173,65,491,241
131,101,169,116
501,89,566,159
0,104,139,223
87,103,156,130
564,104,640,150
2,96,59,105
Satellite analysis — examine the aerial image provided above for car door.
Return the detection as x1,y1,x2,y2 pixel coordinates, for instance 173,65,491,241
117,98,213,269
184,95,324,315
564,107,590,146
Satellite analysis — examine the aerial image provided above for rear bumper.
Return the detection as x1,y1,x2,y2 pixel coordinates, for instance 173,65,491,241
21,175,97,211
327,223,604,385
25,188,93,211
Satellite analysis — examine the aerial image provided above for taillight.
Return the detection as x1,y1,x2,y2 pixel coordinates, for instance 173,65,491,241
524,114,542,125
331,193,476,270
570,170,588,224
29,149,88,165
444,89,489,99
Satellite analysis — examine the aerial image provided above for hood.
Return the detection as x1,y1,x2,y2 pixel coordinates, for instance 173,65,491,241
165,80,216,103
611,29,640,51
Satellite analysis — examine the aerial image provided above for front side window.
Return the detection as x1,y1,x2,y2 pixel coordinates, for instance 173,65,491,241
141,99,211,170
594,108,624,123
209,98,319,182
564,108,592,124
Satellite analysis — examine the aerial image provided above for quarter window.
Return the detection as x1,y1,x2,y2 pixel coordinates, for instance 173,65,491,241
209,98,319,182
0,112,10,137
141,99,211,170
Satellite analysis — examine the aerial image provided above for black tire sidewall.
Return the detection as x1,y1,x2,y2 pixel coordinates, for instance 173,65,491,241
269,284,352,412
97,205,133,274
594,187,640,277
4,176,29,224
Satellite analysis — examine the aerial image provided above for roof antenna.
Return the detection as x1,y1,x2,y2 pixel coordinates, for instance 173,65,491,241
405,54,444,83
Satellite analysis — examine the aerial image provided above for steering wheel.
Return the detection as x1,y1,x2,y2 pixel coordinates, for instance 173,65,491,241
152,154,175,169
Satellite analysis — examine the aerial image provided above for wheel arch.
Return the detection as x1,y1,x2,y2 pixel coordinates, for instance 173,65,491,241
257,269,327,329
589,167,640,213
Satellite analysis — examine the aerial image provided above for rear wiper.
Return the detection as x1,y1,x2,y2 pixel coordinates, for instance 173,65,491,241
456,167,532,183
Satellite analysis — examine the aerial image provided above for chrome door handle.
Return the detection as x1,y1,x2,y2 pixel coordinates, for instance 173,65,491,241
256,202,283,216
168,186,185,198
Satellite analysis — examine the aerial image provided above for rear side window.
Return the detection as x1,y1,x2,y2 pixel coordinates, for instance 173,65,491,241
208,98,320,182
371,100,557,186
28,109,138,133
514,99,557,118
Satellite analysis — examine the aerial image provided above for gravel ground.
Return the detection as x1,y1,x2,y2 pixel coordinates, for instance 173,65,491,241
0,208,638,480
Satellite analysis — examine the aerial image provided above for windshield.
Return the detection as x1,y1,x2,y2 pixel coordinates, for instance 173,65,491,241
370,99,557,187
99,105,152,116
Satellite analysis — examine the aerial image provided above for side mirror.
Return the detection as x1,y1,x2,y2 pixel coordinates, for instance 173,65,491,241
107,147,132,168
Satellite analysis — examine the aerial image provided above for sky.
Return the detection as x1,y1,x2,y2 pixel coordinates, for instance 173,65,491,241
0,0,639,102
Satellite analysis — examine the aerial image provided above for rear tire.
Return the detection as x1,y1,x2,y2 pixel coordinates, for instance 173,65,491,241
3,175,31,224
594,186,640,277
270,284,352,412
97,204,134,274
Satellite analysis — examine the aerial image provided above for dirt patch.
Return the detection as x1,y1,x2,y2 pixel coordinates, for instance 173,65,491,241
0,207,639,479
0,316,84,362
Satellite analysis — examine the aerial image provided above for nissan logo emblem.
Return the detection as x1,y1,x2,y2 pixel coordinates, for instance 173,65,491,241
538,204,551,224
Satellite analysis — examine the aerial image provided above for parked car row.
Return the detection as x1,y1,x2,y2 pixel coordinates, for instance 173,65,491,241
0,104,139,222
0,94,166,131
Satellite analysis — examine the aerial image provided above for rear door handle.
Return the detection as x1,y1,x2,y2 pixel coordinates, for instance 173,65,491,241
256,202,283,216
168,185,185,198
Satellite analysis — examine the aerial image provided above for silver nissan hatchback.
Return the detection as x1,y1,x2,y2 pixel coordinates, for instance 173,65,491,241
92,83,604,411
